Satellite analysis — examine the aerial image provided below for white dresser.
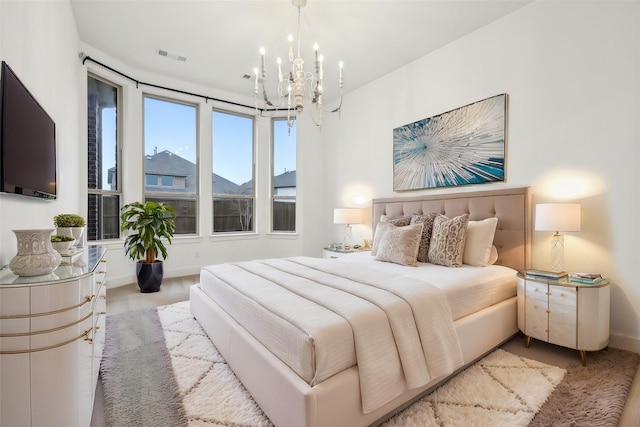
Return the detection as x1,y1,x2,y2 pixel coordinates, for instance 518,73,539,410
0,246,107,427
517,273,610,365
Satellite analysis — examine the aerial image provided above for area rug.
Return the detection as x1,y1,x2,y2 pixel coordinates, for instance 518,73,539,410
100,301,638,426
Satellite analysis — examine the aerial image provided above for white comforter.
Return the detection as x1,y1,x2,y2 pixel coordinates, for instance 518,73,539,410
201,256,463,413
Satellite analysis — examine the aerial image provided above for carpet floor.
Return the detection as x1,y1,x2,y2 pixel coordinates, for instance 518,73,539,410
100,301,639,426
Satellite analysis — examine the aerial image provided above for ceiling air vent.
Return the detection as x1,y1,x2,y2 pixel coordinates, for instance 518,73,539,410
156,49,187,63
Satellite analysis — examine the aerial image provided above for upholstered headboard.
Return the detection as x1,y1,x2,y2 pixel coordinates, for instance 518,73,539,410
372,186,531,272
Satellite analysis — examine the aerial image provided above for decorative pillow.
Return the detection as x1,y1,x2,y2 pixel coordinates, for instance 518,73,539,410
463,217,499,266
375,222,424,266
371,215,412,256
410,213,438,263
428,214,470,267
488,245,499,265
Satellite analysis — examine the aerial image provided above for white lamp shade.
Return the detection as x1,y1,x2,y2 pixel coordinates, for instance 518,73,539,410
333,208,362,225
535,203,581,232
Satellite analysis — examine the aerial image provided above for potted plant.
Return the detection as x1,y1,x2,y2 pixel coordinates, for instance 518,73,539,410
120,201,175,293
50,234,76,253
53,214,86,246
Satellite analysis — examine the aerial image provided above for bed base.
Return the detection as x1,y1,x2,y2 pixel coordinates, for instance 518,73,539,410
190,284,517,427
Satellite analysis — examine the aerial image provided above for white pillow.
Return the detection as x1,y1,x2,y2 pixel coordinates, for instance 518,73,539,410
488,245,499,265
463,217,498,266
375,222,423,266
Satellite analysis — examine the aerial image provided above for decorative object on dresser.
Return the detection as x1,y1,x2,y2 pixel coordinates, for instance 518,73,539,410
53,213,87,248
392,93,507,191
333,207,362,250
50,234,75,254
9,229,62,276
0,246,107,427
534,203,581,273
120,201,175,293
517,272,610,366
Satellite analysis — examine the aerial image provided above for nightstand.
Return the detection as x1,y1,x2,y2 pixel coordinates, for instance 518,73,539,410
322,247,371,259
517,272,610,366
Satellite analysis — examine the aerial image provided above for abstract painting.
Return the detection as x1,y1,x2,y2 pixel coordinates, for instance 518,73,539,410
393,94,507,191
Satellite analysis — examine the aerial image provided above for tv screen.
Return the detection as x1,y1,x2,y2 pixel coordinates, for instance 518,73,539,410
0,61,57,200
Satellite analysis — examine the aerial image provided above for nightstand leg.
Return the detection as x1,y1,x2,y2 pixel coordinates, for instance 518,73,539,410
525,336,532,348
580,350,586,366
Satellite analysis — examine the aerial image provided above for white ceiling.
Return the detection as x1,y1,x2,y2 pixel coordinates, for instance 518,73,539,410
70,0,532,104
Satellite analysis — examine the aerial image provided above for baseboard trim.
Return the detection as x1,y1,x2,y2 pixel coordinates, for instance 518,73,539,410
609,334,640,354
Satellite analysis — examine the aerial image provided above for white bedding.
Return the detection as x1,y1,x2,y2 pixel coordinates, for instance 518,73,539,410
336,252,518,321
199,256,516,413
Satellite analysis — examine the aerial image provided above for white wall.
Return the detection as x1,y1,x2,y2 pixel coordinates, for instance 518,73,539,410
322,1,640,350
0,1,82,265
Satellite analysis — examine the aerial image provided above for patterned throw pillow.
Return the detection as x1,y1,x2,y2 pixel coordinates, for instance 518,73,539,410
375,222,424,266
428,214,470,267
371,215,412,256
410,213,438,263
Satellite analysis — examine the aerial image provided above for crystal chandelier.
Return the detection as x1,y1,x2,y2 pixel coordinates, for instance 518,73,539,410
254,0,343,129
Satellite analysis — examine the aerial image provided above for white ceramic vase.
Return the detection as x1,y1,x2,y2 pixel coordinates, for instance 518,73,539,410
9,229,62,276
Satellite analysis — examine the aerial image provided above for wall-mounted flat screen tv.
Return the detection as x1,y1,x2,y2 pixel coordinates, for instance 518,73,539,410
0,61,57,200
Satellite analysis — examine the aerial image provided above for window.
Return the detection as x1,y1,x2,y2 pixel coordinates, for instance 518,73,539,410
143,96,198,234
212,110,255,233
272,118,296,232
87,75,121,241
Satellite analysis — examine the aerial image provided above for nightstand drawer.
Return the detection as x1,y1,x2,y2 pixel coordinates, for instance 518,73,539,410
549,322,576,348
525,281,548,302
548,285,576,306
525,315,548,341
549,303,576,326
525,296,547,319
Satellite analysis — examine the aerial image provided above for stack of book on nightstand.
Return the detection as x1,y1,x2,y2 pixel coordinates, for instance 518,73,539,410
525,269,568,281
568,272,605,285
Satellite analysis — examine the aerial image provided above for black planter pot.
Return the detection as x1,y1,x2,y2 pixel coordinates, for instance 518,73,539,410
136,261,164,293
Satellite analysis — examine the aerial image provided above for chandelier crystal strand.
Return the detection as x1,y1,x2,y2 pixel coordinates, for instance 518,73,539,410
254,0,343,130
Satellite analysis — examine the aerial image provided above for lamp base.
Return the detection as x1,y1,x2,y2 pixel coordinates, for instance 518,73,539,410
343,224,353,251
550,233,565,273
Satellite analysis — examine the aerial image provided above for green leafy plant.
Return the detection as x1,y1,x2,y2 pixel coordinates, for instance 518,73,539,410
53,214,86,227
120,201,176,263
51,235,75,243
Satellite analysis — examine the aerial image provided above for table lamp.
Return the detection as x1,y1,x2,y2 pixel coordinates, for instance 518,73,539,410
333,208,362,250
535,203,581,273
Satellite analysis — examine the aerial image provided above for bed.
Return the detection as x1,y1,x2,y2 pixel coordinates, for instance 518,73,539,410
190,186,531,427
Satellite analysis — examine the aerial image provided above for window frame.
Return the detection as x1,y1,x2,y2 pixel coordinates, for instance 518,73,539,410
142,94,200,236
211,108,256,234
271,117,297,233
87,73,122,241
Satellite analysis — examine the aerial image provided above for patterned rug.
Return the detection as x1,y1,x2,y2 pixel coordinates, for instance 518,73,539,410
101,301,637,426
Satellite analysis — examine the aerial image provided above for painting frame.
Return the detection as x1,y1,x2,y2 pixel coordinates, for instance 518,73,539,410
393,94,507,192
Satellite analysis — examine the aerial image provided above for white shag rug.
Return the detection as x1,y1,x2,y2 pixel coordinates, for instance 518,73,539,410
159,301,565,427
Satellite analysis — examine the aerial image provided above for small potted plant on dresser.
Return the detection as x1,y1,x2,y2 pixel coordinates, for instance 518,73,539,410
53,214,86,247
120,201,175,293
